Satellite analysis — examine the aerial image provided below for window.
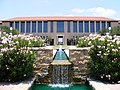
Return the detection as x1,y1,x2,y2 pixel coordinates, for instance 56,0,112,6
21,21,25,33
107,22,111,28
102,21,105,30
10,21,14,28
79,21,83,32
15,22,19,31
67,21,70,32
73,21,77,32
90,21,94,33
85,21,89,32
57,21,64,32
26,21,30,33
44,21,48,33
32,21,36,33
38,21,42,33
96,21,100,32
50,21,53,33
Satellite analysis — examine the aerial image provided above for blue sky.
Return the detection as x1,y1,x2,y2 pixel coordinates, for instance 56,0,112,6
0,0,120,20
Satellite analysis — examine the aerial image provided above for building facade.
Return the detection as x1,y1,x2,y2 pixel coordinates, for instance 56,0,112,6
1,16,119,45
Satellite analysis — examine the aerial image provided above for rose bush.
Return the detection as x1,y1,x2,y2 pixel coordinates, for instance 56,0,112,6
0,33,44,82
77,34,120,83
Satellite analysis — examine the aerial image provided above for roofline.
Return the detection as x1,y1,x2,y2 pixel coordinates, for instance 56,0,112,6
2,16,118,22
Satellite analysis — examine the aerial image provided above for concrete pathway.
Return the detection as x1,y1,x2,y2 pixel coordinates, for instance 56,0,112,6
89,79,120,90
0,78,34,90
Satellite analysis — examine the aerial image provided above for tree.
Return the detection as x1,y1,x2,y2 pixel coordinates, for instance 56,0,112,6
99,26,120,36
0,26,19,35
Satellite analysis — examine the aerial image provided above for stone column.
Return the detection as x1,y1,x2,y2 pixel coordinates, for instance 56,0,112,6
77,21,79,33
14,21,15,29
105,21,107,29
53,21,57,45
48,21,50,33
19,21,21,33
70,21,73,33
42,21,44,33
64,21,67,45
25,21,26,33
36,21,38,33
30,21,32,33
89,21,90,33
83,21,85,33
100,21,102,31
94,21,96,34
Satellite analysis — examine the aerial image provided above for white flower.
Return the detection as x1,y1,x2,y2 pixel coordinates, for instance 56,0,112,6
116,41,120,45
30,51,33,54
107,44,110,46
99,37,105,41
112,49,118,52
97,46,101,48
88,41,91,45
24,74,26,77
3,32,6,34
104,53,108,56
16,41,19,44
97,54,101,56
1,39,8,44
102,46,105,48
1,48,8,52
0,53,3,56
7,67,9,70
91,45,94,48
99,51,101,54
29,41,31,45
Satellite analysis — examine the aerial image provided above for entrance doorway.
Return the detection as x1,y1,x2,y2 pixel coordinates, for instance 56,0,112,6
58,36,63,45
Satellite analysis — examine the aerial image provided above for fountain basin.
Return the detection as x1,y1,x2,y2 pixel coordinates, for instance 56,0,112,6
30,84,93,90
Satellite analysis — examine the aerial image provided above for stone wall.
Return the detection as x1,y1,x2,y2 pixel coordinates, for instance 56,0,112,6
69,47,90,84
32,48,53,83
32,47,90,84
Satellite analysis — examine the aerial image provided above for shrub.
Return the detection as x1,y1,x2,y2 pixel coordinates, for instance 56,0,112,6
99,26,120,36
88,35,120,83
77,36,91,47
0,26,19,35
0,48,35,82
0,34,44,82
77,34,120,83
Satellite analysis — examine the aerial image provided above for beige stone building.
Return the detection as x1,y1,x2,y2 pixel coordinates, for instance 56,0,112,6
1,16,120,45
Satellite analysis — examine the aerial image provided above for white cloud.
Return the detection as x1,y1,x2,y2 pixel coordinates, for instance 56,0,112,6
71,9,85,13
87,7,117,18
67,7,118,19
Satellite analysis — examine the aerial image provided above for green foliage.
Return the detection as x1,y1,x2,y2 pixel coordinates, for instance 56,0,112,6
99,28,109,36
111,26,120,36
77,34,120,82
0,34,45,82
0,49,35,82
88,36,120,82
99,26,120,36
0,26,19,35
77,37,91,47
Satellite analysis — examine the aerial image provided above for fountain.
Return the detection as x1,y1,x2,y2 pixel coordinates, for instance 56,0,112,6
30,47,93,90
50,48,72,87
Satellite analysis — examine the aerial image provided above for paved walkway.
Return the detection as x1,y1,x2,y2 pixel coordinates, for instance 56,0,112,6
0,78,34,90
89,79,120,90
0,79,120,90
